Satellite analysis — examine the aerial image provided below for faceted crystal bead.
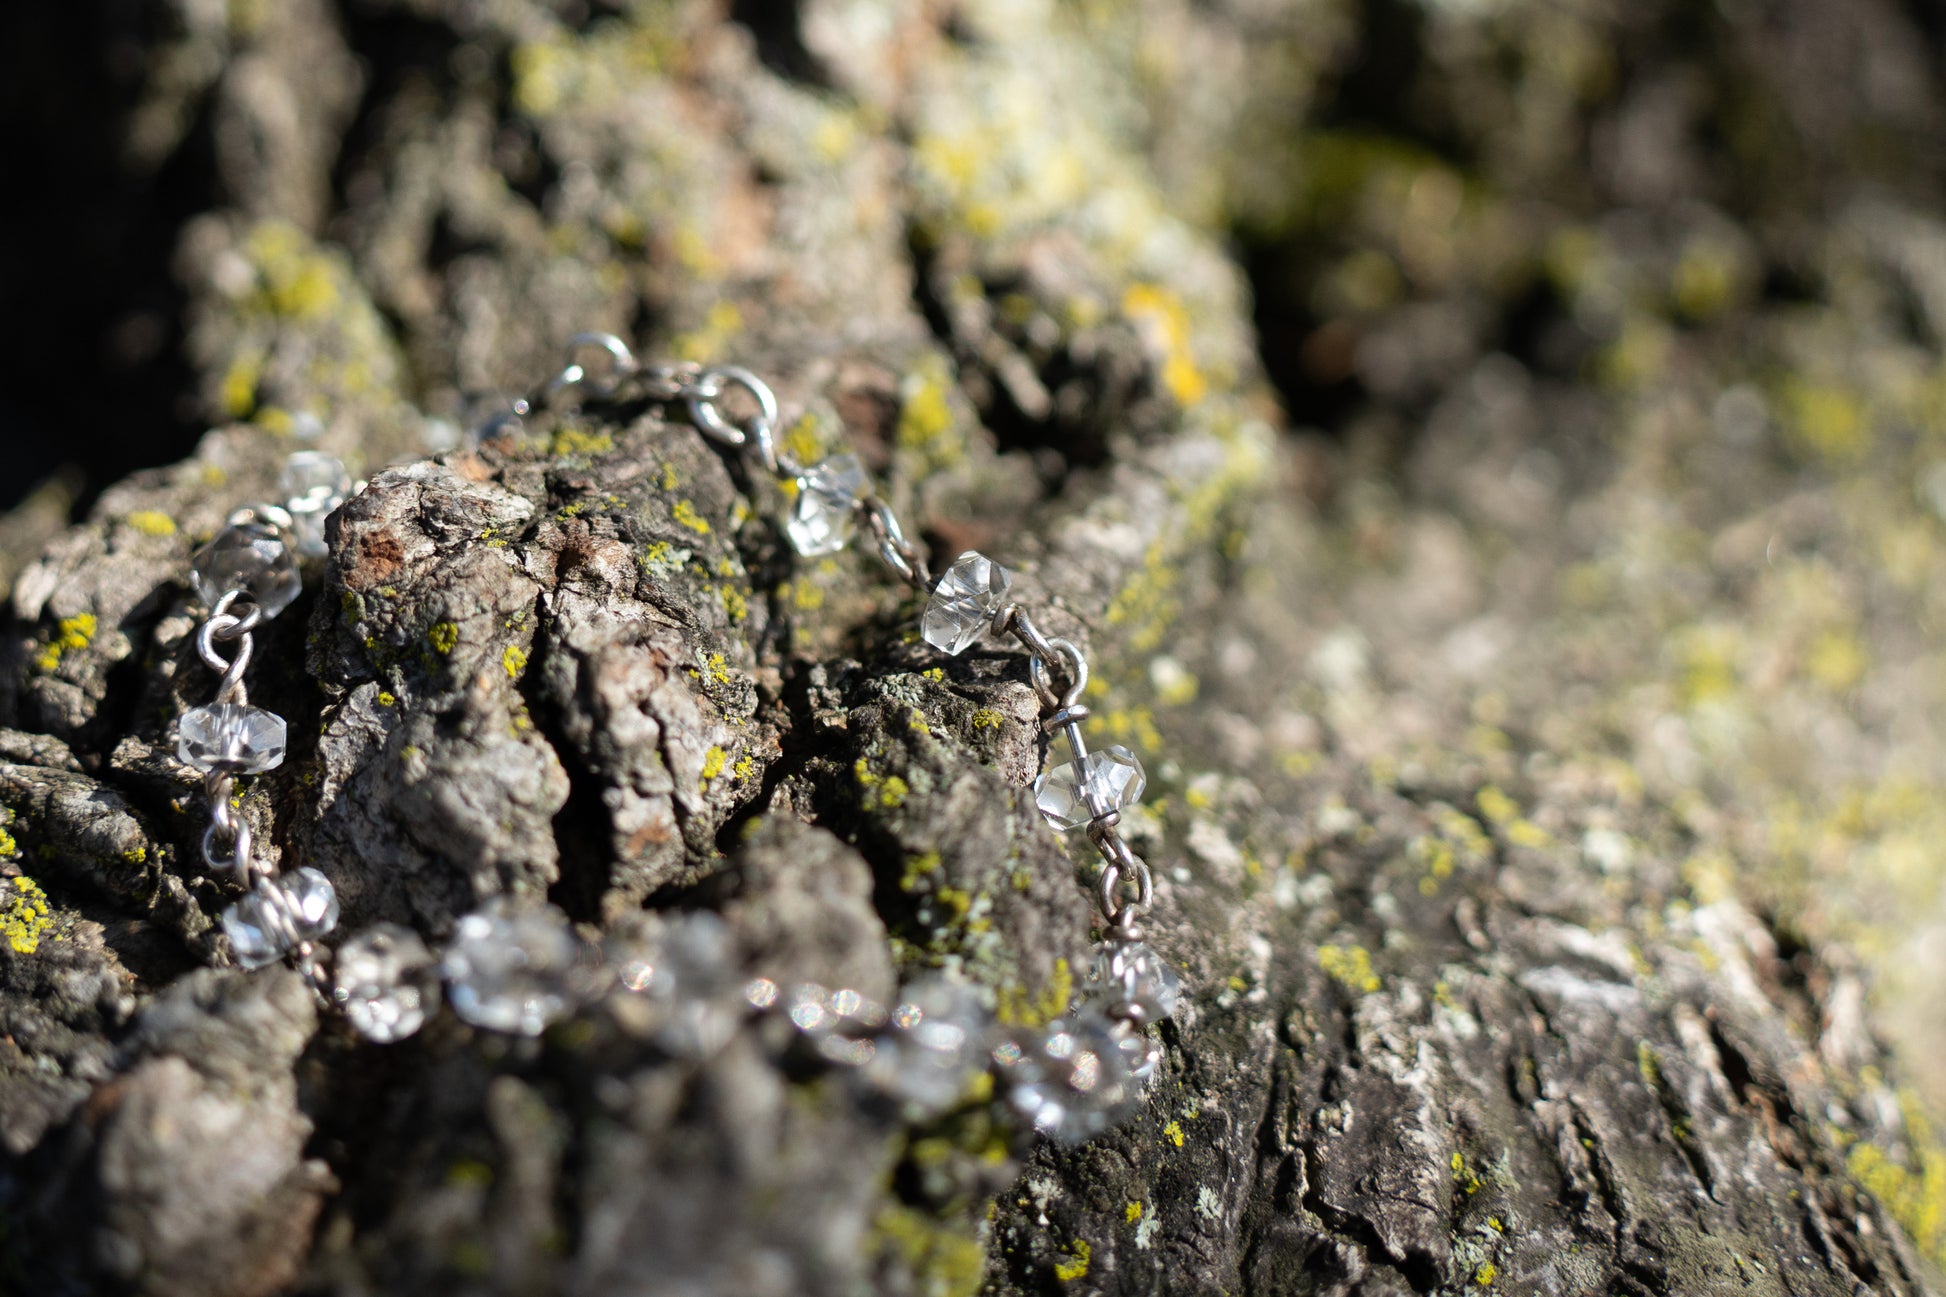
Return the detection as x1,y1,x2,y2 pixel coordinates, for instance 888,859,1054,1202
177,703,287,774
920,551,1012,656
190,521,302,617
1032,745,1146,831
460,393,527,448
334,923,439,1042
220,867,341,970
279,452,353,559
861,977,992,1117
784,981,888,1036
442,899,580,1035
654,913,747,1057
1087,940,1183,1021
784,453,868,556
997,1008,1160,1143
783,981,890,1066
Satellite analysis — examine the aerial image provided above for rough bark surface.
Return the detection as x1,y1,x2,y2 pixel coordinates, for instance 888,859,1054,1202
4,2,1946,1295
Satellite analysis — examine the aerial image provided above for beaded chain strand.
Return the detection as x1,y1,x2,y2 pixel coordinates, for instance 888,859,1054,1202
174,333,1181,1142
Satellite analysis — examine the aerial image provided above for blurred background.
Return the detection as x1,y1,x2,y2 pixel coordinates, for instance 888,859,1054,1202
4,0,1945,1162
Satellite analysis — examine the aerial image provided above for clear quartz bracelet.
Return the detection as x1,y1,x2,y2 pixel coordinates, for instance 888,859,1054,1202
173,333,1182,1143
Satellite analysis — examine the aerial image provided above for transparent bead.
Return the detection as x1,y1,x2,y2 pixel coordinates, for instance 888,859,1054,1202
921,551,1012,656
334,923,439,1043
280,452,353,559
1032,746,1146,831
1087,940,1183,1021
780,981,889,1067
654,913,746,1057
785,980,888,1035
441,899,580,1035
784,453,867,556
998,1009,1159,1142
221,867,340,970
191,521,302,617
861,977,991,1117
177,703,287,774
460,393,527,447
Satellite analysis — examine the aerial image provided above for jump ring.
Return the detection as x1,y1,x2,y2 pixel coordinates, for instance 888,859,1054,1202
688,365,779,450
1029,637,1088,710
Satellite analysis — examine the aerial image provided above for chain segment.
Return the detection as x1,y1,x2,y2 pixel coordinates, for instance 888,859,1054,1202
532,334,1160,970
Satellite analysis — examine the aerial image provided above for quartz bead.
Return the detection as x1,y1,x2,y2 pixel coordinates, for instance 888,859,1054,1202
334,923,439,1042
279,452,353,559
442,899,580,1035
862,977,991,1117
606,912,746,1057
784,453,868,556
1032,745,1146,830
1087,940,1183,1021
784,982,889,1066
221,867,340,969
191,520,302,617
920,551,1012,655
177,703,287,774
996,1008,1160,1142
652,913,746,1057
461,394,527,447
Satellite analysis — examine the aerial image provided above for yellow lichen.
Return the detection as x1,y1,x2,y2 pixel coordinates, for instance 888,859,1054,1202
502,645,528,679
35,613,98,673
871,1205,986,1297
428,621,459,654
701,747,728,782
1847,1096,1946,1265
995,958,1074,1027
219,350,262,417
549,428,614,457
1475,786,1519,824
1121,283,1207,406
1052,1239,1091,1283
673,302,744,363
2,876,54,954
125,510,177,537
1164,1120,1185,1148
1125,1202,1143,1224
1782,378,1870,463
970,708,1005,731
1318,944,1381,994
672,500,712,535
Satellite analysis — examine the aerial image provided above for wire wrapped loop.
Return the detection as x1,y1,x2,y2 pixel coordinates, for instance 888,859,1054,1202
202,817,255,883
1029,637,1088,711
861,496,933,590
198,592,261,706
541,332,638,406
687,365,781,456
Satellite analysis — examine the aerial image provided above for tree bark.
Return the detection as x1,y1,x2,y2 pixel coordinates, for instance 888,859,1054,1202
3,1,1945,1295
